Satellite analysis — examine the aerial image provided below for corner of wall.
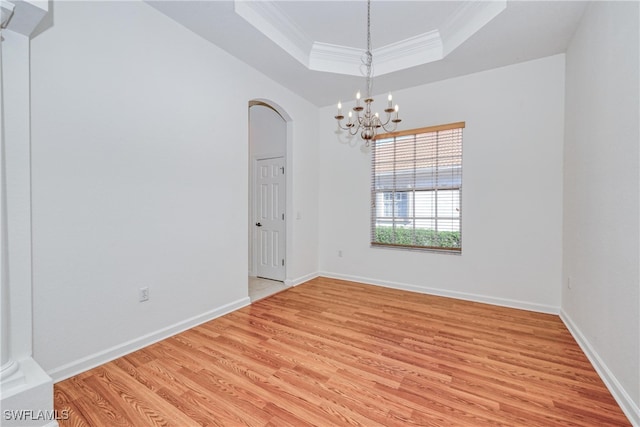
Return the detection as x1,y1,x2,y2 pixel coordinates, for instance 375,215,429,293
560,310,640,425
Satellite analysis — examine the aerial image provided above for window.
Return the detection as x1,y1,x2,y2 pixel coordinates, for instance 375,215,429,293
371,122,464,252
383,192,408,218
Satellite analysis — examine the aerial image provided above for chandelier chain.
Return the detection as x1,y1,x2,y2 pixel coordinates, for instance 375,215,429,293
365,0,373,98
333,0,402,142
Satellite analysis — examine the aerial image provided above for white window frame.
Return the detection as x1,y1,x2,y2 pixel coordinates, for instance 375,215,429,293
371,122,465,252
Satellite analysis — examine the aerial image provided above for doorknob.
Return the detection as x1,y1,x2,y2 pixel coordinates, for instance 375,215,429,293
255,222,262,227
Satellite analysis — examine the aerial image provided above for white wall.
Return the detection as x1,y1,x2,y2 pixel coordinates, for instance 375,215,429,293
562,1,639,423
319,55,565,313
29,0,318,380
249,105,286,159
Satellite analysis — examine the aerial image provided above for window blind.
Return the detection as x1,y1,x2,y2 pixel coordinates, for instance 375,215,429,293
371,122,465,252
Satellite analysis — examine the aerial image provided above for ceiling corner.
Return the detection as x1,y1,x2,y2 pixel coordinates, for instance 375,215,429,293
441,0,507,56
233,0,312,68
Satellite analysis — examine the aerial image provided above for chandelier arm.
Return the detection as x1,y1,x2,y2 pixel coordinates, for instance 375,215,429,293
340,120,358,132
341,123,359,136
381,122,398,133
337,124,360,138
378,113,394,127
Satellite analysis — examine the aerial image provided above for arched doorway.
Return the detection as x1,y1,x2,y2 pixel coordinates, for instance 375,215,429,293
248,100,290,301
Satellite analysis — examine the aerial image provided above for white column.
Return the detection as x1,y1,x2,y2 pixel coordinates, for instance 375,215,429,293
0,3,58,426
0,0,19,385
1,168,20,382
1,127,20,380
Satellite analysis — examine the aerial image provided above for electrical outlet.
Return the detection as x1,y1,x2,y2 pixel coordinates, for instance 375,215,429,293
139,287,150,302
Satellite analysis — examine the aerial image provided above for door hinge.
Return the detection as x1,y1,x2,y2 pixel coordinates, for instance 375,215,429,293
281,166,285,174
282,213,284,220
282,259,285,266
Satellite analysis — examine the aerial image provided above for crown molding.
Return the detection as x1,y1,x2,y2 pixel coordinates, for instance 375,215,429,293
234,0,506,77
1,0,49,37
309,31,443,77
373,30,443,76
441,0,507,57
234,0,312,68
1,1,15,29
308,42,362,76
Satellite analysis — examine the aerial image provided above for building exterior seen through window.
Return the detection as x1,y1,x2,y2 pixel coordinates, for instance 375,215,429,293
371,122,464,252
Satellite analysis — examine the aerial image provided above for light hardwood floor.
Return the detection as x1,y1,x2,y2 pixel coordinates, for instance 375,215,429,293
55,277,630,426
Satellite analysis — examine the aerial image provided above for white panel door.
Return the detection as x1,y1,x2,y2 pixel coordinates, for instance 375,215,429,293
255,157,285,281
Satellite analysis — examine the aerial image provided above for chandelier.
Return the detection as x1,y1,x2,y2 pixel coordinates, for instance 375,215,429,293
334,0,401,142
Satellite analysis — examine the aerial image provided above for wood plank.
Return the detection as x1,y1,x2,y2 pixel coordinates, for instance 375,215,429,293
55,277,631,426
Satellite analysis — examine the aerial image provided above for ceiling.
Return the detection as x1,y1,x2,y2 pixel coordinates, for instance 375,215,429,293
146,1,588,107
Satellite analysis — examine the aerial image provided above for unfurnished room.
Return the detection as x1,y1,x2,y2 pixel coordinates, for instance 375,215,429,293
0,0,638,426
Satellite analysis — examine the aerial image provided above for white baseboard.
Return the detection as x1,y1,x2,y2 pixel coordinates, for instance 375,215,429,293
318,271,559,314
560,310,640,427
48,296,251,383
284,272,319,288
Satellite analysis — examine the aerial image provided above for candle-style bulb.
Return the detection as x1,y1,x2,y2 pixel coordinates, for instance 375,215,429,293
388,93,392,102
395,104,399,112
338,101,342,110
356,91,361,100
